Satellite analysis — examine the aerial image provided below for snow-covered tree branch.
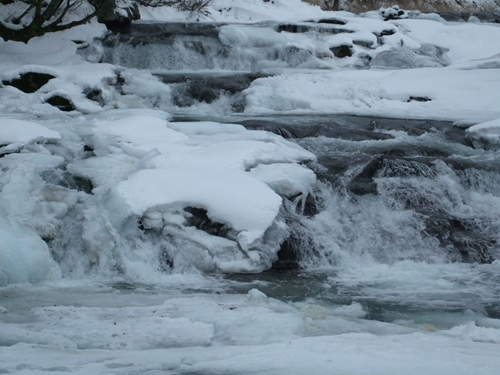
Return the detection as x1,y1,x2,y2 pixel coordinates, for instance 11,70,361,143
0,0,98,43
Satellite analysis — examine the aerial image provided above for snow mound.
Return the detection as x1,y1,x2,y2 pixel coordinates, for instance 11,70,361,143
139,0,326,23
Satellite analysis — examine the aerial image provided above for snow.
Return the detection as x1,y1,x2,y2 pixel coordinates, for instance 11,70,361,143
244,67,500,121
250,162,317,197
1,1,500,374
116,167,283,252
139,0,327,23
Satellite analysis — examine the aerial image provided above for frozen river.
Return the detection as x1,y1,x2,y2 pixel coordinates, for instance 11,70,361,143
2,1,500,373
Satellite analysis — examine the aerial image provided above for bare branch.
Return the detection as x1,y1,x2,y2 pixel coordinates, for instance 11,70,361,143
12,3,35,24
42,0,65,21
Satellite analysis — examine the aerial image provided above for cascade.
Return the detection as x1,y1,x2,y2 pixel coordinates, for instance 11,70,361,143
79,20,500,274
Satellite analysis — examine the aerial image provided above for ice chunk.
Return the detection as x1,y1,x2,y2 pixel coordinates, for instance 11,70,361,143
465,118,500,149
250,163,316,197
247,288,269,302
167,121,247,136
0,214,55,286
0,118,60,148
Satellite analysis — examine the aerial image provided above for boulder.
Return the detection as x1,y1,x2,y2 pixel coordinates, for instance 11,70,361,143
46,96,75,112
2,72,55,93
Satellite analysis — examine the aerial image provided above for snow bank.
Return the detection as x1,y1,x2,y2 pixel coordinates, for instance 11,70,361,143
244,68,500,121
139,0,326,23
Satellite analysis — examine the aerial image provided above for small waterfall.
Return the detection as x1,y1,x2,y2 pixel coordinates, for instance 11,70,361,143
47,22,500,280
256,116,500,269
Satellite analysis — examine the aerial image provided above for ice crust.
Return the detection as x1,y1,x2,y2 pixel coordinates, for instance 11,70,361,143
1,285,500,374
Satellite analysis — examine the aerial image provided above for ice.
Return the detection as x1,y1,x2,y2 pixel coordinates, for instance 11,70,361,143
67,112,316,272
0,214,55,286
93,115,189,146
466,117,500,149
0,118,60,149
445,322,500,344
1,284,500,374
167,121,247,136
249,162,317,197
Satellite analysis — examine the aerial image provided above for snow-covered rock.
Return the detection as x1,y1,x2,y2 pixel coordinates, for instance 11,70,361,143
66,114,317,273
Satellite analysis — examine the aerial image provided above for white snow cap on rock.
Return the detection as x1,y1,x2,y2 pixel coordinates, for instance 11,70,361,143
73,114,317,272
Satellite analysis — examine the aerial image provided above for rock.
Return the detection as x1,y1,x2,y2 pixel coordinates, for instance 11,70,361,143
2,72,55,93
85,88,105,106
408,96,432,102
283,45,313,67
315,18,347,25
184,207,230,238
273,237,301,270
353,40,375,49
379,6,408,21
277,23,352,35
330,44,353,58
347,157,383,195
375,29,396,37
356,53,372,68
425,215,497,264
46,96,75,112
